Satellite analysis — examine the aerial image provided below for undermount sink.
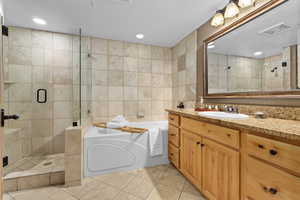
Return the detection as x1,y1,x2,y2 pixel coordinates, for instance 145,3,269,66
198,111,249,119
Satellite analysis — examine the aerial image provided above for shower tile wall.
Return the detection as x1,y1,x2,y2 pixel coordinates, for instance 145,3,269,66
262,48,291,91
4,27,77,157
89,38,173,122
207,53,263,93
207,48,291,93
171,31,197,109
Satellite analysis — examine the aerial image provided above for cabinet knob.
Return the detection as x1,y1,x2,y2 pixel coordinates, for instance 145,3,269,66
196,142,201,145
269,149,278,156
201,143,205,147
269,188,278,195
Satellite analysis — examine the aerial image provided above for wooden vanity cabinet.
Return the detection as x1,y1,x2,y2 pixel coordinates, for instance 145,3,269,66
167,113,300,200
181,130,202,189
244,133,300,200
180,116,240,200
168,114,181,169
202,138,240,200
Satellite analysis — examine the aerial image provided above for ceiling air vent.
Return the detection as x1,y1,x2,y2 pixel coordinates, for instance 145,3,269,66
258,22,291,36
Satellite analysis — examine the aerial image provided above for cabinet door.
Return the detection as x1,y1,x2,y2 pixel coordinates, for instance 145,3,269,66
202,138,240,200
181,130,202,189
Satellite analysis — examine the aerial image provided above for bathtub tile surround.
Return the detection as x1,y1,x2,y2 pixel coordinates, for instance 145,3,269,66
65,127,83,186
90,39,173,122
5,165,207,200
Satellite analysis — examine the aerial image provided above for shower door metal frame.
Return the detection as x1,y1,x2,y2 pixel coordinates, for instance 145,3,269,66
0,19,4,200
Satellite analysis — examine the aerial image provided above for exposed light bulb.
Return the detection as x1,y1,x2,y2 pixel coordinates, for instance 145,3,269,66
207,42,215,49
211,11,224,27
238,0,256,8
224,1,240,18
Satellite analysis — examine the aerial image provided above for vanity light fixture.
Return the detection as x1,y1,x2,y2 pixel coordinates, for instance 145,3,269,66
32,17,47,25
136,33,144,39
211,10,225,27
224,0,240,19
238,0,256,8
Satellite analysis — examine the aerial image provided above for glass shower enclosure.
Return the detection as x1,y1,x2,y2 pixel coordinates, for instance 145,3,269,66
1,25,91,184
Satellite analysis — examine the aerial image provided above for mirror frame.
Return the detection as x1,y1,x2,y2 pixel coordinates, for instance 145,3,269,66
203,0,300,99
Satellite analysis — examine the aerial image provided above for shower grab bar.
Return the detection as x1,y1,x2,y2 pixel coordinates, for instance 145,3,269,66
37,89,47,103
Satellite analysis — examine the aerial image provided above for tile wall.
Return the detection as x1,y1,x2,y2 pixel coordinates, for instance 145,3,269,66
89,37,173,122
207,47,291,93
207,53,262,93
171,31,197,109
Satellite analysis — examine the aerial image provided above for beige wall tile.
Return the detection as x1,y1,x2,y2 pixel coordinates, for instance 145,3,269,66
124,57,138,72
91,54,108,70
124,72,138,86
50,171,65,185
109,55,124,71
124,87,138,101
125,42,138,58
138,44,151,59
138,59,152,73
54,33,73,51
108,86,123,100
108,71,124,86
152,60,164,74
138,87,152,100
92,86,108,101
54,102,73,119
4,178,18,192
91,38,108,54
8,46,32,65
92,70,108,86
138,73,151,86
9,27,32,47
109,101,124,117
65,154,82,183
124,101,138,117
65,127,82,155
109,40,124,56
18,174,50,190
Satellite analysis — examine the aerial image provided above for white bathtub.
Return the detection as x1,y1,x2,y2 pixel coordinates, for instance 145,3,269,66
84,121,169,177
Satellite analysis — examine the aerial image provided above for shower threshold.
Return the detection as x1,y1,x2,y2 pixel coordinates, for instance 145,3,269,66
3,153,65,192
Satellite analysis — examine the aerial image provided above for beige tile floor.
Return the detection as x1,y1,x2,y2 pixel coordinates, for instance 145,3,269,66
4,164,207,200
4,154,64,179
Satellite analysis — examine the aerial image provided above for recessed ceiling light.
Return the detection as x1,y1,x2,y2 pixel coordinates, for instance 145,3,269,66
32,17,47,25
254,51,263,56
136,33,144,39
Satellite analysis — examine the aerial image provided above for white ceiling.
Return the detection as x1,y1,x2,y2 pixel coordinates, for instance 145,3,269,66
209,0,300,58
3,0,227,47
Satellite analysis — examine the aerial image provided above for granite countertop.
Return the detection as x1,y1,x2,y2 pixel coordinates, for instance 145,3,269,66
166,109,300,142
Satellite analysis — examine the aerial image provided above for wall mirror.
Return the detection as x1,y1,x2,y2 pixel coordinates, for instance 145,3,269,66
205,0,299,97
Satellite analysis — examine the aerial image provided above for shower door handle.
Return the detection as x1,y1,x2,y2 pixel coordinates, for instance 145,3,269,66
37,89,47,103
1,109,19,127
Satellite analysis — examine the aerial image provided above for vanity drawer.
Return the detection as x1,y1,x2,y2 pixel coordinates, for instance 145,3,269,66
168,124,180,147
168,144,180,169
182,117,240,149
168,114,180,127
246,156,300,200
247,134,300,174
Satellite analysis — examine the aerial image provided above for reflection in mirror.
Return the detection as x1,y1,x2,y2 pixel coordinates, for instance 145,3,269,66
207,0,299,94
